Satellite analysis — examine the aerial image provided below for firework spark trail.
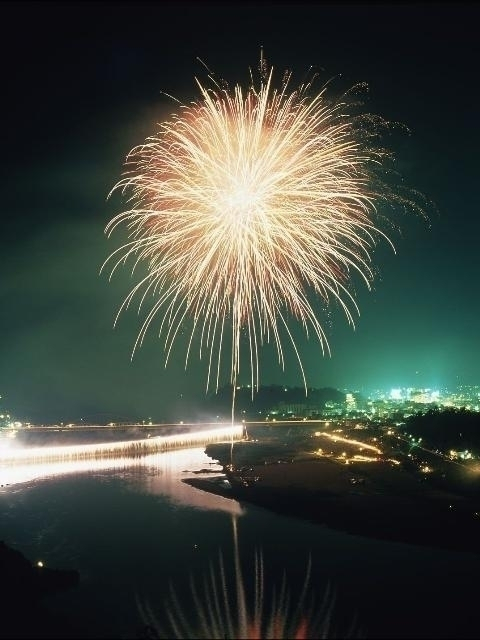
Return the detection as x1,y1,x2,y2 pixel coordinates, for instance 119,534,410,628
104,58,421,418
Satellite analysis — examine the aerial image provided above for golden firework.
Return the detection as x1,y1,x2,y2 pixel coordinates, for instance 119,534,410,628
104,58,419,415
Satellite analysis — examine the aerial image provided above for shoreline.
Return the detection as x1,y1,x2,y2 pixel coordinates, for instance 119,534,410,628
183,458,480,554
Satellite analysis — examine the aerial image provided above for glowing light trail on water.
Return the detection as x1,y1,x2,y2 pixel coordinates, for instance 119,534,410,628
0,425,243,465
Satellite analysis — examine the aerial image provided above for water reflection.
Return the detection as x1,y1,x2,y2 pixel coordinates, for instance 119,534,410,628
138,515,347,639
2,433,480,639
0,447,244,517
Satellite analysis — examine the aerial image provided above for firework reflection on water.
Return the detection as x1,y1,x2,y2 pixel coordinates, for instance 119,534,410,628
137,516,356,639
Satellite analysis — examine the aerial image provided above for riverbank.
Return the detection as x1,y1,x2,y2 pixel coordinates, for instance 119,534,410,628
184,454,480,554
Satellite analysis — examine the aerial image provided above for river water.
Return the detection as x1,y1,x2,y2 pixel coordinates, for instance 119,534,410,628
0,430,479,638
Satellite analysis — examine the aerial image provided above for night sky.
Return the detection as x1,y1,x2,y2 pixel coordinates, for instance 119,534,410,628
1,1,479,423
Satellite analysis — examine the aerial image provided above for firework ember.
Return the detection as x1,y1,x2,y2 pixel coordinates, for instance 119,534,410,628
104,56,420,413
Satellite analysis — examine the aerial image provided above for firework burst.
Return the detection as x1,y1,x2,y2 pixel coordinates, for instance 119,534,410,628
104,56,421,415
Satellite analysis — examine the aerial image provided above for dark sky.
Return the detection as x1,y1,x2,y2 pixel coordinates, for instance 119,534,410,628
1,1,479,423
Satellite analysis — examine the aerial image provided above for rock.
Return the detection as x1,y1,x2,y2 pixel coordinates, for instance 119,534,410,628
0,540,79,638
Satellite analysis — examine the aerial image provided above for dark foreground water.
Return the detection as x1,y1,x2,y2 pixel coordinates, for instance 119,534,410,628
1,435,479,639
